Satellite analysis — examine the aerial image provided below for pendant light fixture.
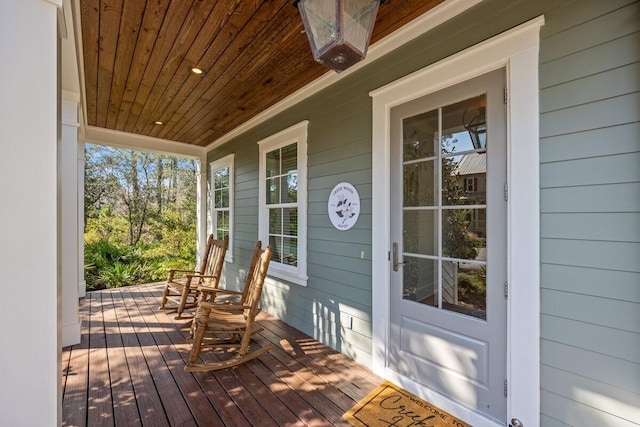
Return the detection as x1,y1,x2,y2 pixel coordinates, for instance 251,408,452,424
293,0,385,72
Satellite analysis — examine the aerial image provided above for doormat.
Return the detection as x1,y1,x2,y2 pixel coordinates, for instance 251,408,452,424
344,381,472,427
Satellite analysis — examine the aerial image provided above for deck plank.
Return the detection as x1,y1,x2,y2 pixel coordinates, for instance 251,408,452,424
63,283,383,427
139,283,255,427
123,287,195,427
105,291,142,427
134,285,230,427
62,290,90,427
114,289,170,427
86,292,115,426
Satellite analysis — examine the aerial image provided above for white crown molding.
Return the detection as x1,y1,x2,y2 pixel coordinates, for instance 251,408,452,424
204,0,483,151
85,125,206,158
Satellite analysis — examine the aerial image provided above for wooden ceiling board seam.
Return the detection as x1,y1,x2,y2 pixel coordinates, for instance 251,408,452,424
106,0,153,130
154,0,269,142
198,43,322,144
80,0,99,126
167,1,303,143
202,36,326,130
146,0,254,141
121,0,195,133
138,0,242,138
186,20,308,146
152,1,268,142
169,2,301,144
129,0,218,135
96,0,123,129
114,0,171,131
189,34,320,144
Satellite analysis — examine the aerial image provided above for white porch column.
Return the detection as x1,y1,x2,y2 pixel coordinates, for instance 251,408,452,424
0,0,61,425
197,155,209,260
61,91,81,346
78,140,86,298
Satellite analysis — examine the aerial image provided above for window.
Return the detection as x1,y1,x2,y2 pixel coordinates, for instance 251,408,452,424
258,121,308,286
210,154,234,262
464,176,477,192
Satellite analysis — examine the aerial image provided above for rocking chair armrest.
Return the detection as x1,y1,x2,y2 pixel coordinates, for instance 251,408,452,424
167,268,199,280
169,268,199,274
186,274,219,282
198,287,242,296
199,301,251,311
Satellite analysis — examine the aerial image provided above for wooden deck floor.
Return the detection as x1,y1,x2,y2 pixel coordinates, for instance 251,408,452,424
62,283,383,426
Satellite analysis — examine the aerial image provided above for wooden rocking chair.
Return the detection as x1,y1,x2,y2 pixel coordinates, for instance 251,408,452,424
158,234,228,319
185,244,272,372
188,241,263,339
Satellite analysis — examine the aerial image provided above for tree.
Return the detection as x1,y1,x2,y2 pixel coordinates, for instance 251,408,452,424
83,144,198,289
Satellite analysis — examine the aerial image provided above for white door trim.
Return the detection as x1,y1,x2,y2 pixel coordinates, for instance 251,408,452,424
370,16,544,427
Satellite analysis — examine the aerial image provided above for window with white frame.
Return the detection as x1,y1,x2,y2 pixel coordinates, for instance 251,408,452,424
464,176,477,192
210,154,234,262
258,121,308,286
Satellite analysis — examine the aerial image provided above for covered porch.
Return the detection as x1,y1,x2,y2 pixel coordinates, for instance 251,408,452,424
62,283,382,426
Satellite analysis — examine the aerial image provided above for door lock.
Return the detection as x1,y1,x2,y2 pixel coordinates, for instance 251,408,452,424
392,242,405,272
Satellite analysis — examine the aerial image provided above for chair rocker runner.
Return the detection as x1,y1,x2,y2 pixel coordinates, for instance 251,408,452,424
185,244,272,372
159,235,228,319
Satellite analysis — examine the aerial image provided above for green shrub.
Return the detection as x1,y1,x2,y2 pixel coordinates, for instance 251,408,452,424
84,238,195,290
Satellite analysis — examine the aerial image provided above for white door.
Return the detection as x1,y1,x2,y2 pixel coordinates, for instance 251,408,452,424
389,68,507,423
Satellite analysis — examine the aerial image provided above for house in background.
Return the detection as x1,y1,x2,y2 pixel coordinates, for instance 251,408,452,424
1,0,637,426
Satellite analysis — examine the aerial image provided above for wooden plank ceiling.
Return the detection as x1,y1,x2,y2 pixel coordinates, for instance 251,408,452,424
80,0,445,147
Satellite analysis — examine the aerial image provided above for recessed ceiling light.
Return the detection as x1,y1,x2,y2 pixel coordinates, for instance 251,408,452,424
154,120,164,125
189,67,205,75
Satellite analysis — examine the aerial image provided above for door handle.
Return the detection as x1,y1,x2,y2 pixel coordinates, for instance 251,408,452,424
392,242,405,272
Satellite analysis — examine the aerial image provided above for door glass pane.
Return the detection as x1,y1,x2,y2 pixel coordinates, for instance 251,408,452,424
442,208,486,260
404,160,437,206
443,153,486,206
403,110,438,161
442,261,486,320
402,256,438,307
403,210,437,255
442,95,486,153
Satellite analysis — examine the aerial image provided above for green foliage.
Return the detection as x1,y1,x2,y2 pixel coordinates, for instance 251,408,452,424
457,268,487,312
84,144,198,291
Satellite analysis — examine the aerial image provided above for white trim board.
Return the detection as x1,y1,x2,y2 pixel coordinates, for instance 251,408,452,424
204,0,482,151
84,125,205,159
370,16,544,427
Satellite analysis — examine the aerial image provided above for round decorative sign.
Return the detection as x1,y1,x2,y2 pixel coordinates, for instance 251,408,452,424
328,182,360,231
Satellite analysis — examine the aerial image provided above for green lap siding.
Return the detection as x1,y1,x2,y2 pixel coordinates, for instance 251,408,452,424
207,0,639,423
540,1,640,426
